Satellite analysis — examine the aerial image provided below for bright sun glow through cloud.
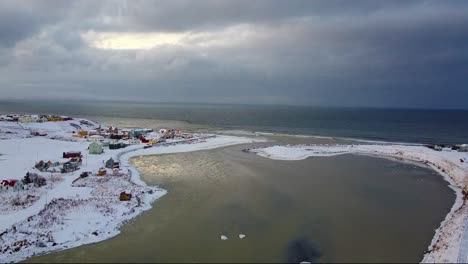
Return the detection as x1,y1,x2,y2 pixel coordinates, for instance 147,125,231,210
81,32,187,50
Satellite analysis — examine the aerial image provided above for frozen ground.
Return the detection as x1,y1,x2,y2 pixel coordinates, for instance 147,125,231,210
0,119,258,263
250,144,468,263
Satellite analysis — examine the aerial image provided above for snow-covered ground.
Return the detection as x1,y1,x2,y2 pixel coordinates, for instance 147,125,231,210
0,118,258,263
250,144,468,263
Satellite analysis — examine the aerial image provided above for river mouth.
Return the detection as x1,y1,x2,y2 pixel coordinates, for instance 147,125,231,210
28,139,455,263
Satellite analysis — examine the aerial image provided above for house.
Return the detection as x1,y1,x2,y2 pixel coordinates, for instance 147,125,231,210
88,142,104,154
129,129,152,139
18,116,33,123
97,168,107,176
62,161,80,173
109,142,127,150
35,160,50,172
89,135,104,142
459,144,468,152
139,135,149,143
110,134,123,140
77,130,88,138
105,157,120,169
433,145,443,151
13,182,26,191
119,191,132,201
108,126,119,134
38,116,49,123
48,116,63,122
0,180,26,191
128,138,141,145
179,133,193,139
1,180,16,191
63,151,81,158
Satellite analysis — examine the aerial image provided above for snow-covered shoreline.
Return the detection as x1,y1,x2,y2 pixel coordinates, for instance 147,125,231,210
250,144,468,263
0,118,259,263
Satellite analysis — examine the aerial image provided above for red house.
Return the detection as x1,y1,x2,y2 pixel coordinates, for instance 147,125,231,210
1,180,17,187
63,151,82,159
139,135,149,143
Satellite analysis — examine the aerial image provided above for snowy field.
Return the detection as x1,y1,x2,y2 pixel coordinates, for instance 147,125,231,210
0,118,258,263
250,144,468,263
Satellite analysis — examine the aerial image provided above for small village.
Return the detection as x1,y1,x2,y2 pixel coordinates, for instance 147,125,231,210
0,114,241,260
0,114,200,202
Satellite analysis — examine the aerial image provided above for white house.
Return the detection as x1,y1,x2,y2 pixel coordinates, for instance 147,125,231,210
18,116,33,123
128,138,141,145
88,135,104,142
459,144,468,152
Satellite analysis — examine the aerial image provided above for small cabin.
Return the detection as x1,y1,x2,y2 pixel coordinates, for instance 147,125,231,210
119,191,132,201
105,157,115,169
97,168,107,176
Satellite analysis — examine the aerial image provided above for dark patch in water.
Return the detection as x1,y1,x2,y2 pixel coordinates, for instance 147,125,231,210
286,237,321,263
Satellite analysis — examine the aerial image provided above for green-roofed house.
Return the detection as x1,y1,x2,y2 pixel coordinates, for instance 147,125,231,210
89,142,104,154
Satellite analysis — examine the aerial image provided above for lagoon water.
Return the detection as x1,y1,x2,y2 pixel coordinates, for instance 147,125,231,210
29,138,455,263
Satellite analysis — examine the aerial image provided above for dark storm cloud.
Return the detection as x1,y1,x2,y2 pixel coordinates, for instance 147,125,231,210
0,0,467,109
0,1,68,47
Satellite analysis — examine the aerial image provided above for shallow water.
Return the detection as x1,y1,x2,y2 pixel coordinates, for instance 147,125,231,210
29,140,455,263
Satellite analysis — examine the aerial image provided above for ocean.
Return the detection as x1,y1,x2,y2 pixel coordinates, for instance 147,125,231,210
1,100,467,145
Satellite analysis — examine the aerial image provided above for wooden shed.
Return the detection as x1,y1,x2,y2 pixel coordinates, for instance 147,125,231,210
119,191,132,201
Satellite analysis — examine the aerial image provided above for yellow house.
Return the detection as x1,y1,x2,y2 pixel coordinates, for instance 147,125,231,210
72,130,88,138
78,130,88,137
48,116,63,122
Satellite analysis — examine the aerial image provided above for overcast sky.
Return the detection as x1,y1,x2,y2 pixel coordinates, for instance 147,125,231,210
0,0,467,109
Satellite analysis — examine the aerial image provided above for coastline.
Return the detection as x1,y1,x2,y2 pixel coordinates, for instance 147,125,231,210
0,118,261,263
1,115,465,263
249,144,468,263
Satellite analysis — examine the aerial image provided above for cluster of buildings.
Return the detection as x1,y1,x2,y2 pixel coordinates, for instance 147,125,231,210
427,144,468,153
1,173,47,192
1,117,197,202
0,114,73,123
74,125,195,155
0,151,84,193
0,179,26,191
